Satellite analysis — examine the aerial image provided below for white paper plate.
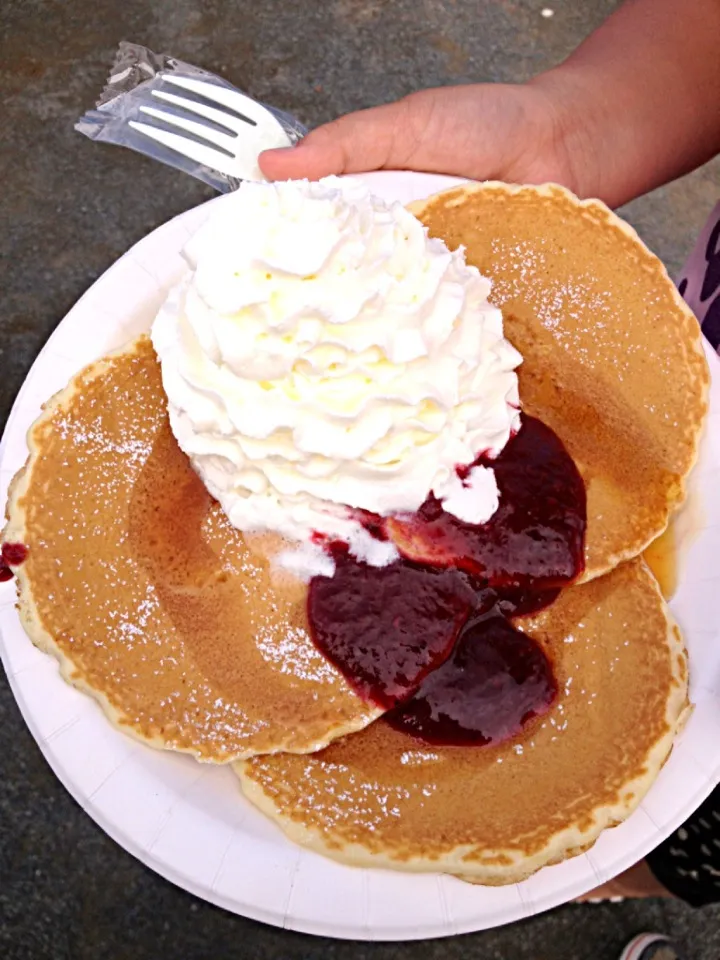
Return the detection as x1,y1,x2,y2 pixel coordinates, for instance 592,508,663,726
1,171,719,940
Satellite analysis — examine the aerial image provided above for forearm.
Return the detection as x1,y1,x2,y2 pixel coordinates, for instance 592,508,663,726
532,0,720,207
576,859,674,902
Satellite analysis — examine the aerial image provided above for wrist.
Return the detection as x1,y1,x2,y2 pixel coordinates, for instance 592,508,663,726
527,67,609,204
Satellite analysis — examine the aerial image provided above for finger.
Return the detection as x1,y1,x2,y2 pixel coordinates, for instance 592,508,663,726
258,99,424,181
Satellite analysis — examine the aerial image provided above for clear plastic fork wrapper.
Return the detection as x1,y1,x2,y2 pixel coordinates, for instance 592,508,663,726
75,41,308,192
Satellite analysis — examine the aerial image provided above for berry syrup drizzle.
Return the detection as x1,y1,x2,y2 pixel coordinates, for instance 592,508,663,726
0,542,29,582
307,415,586,747
386,415,586,590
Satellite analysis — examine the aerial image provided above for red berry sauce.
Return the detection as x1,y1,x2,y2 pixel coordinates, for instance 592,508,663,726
308,549,477,709
2,542,28,566
0,542,28,581
385,606,557,745
307,414,586,748
388,415,586,589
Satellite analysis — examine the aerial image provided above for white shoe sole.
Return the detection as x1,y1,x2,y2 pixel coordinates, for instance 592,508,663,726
619,933,674,960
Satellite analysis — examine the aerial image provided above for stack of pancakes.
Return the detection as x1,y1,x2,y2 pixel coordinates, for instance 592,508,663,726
2,183,708,885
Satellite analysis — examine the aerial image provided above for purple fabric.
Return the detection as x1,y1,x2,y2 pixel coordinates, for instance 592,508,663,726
676,201,720,352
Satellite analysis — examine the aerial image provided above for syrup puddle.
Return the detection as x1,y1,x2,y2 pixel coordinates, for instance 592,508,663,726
642,484,705,601
643,524,677,600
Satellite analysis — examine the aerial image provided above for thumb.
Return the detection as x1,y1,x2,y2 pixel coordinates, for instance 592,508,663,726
259,99,422,181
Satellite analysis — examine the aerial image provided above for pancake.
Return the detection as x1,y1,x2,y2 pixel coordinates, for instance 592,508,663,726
2,337,382,762
237,559,689,884
407,183,709,581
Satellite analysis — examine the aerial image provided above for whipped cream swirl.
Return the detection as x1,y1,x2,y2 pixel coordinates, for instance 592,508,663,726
152,177,522,575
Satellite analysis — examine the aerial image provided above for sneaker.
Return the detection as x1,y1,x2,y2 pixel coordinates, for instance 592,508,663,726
619,934,683,960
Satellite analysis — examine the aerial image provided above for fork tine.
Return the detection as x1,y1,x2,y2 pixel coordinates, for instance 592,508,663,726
128,121,243,178
138,105,238,152
160,75,282,130
151,90,246,133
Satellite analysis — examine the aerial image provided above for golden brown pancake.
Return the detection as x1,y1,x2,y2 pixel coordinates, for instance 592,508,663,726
2,183,702,891
237,559,689,884
408,182,709,581
2,337,380,762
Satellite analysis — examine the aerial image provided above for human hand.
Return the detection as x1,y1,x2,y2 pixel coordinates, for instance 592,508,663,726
575,859,674,903
262,0,720,208
259,81,583,193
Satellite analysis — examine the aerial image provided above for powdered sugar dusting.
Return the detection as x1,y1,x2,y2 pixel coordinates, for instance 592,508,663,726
19,342,376,761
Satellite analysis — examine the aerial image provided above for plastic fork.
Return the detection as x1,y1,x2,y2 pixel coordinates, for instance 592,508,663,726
128,75,296,182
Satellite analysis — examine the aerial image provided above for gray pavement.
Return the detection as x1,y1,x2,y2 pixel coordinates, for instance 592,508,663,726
1,1,719,957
